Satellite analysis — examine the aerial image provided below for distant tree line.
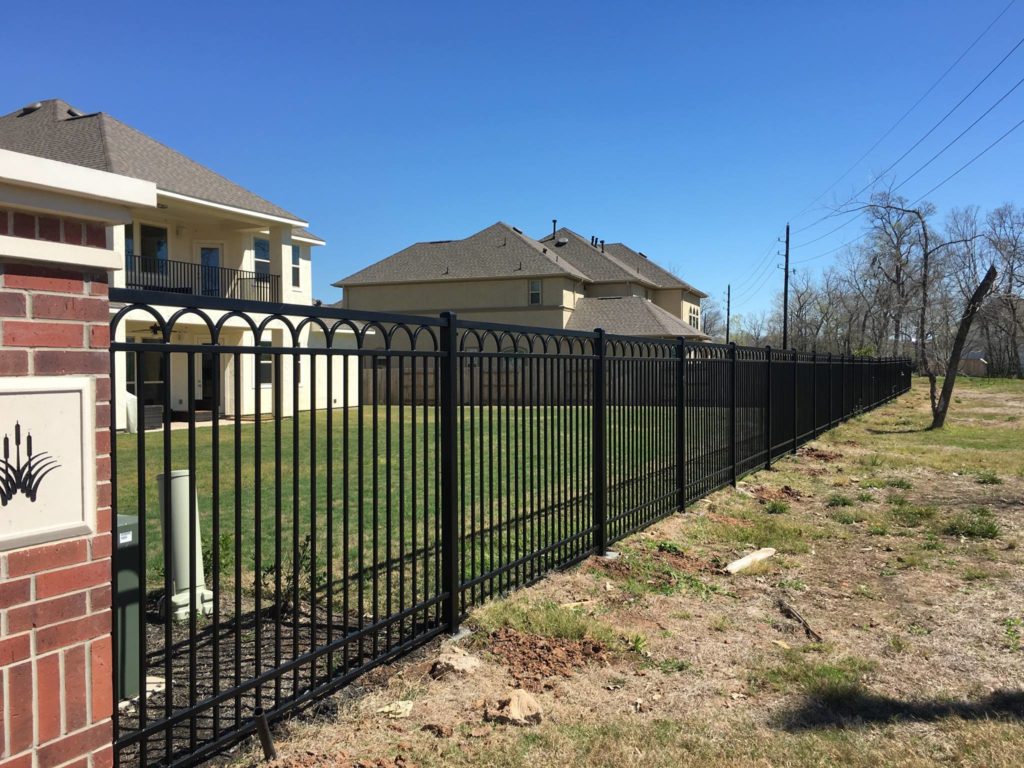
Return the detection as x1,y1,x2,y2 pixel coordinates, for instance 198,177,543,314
709,193,1021,380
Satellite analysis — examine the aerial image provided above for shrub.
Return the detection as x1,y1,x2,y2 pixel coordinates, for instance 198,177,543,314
826,494,854,508
764,499,790,515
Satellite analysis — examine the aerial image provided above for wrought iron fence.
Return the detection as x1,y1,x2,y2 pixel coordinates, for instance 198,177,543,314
108,290,911,768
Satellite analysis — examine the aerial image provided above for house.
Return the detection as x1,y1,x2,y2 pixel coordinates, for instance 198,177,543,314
334,221,709,339
0,99,357,428
958,350,988,377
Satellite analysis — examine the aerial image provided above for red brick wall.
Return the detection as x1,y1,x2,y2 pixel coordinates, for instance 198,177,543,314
0,260,112,768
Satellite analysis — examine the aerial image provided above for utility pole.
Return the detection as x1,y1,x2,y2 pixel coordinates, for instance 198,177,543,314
782,223,790,350
725,284,731,344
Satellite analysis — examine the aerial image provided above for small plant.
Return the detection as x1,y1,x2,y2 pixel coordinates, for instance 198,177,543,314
826,494,854,508
887,493,909,507
922,534,944,551
776,577,806,591
627,633,649,655
655,657,692,674
908,623,930,636
857,491,874,503
655,540,684,555
1004,617,1023,652
890,504,935,528
943,507,1000,539
868,524,889,536
975,470,1003,486
888,634,908,653
710,615,733,632
764,500,790,515
962,566,991,581
886,478,913,490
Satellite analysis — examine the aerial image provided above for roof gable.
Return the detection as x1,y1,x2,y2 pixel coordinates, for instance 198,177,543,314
565,296,708,339
602,242,707,297
335,222,587,286
538,228,656,285
0,99,303,222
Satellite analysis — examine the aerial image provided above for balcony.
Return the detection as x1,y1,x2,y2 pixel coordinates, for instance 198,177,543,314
125,255,281,303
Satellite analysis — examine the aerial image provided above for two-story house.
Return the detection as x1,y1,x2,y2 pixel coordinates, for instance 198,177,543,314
334,221,709,339
0,99,356,427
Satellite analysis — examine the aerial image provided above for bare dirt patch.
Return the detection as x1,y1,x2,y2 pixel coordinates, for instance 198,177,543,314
485,627,608,691
797,445,843,462
749,484,803,502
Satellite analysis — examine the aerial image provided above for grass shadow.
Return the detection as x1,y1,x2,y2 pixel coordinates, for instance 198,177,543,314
776,689,1024,731
864,426,931,435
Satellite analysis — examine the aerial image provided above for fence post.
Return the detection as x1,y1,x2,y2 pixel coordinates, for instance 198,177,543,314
791,350,799,454
729,342,738,487
827,352,833,428
592,328,608,556
841,354,846,420
811,350,817,439
439,311,460,634
676,336,686,511
765,346,772,469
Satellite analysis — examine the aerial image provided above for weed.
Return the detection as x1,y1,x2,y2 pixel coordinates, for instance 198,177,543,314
472,599,619,647
975,470,1003,485
962,566,991,581
943,507,1000,539
857,492,874,503
655,540,684,555
855,584,876,600
921,534,944,551
776,578,806,591
859,478,884,489
710,615,733,632
655,657,692,674
889,504,935,528
888,635,908,653
764,500,790,515
627,633,649,655
908,623,930,636
826,494,854,508
1004,617,1023,652
887,493,908,507
868,524,889,536
887,478,913,490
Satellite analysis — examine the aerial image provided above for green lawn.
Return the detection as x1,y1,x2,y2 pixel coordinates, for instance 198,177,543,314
116,404,695,590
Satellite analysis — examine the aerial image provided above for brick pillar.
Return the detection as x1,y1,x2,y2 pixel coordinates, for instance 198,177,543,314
0,261,112,768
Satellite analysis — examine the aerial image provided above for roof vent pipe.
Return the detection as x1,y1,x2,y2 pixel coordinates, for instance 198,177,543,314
552,219,557,237
600,239,605,252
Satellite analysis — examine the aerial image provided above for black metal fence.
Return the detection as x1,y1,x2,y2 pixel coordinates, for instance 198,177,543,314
126,255,281,302
108,290,911,768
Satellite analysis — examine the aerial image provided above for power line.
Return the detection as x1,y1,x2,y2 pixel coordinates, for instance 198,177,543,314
911,113,1024,203
893,74,1024,192
788,0,1017,227
841,32,1024,207
734,237,781,291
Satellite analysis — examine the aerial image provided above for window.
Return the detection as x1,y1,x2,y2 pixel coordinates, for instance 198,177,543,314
124,222,135,255
257,341,273,385
528,279,542,305
689,306,700,330
140,224,168,262
291,244,301,287
254,237,271,280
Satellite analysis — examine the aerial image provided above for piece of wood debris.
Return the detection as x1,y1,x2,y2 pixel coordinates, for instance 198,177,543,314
776,597,823,642
725,547,776,574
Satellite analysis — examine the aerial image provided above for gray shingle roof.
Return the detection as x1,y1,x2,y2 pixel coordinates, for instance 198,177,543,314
0,100,304,222
565,296,709,339
334,222,588,286
537,228,656,286
602,242,707,297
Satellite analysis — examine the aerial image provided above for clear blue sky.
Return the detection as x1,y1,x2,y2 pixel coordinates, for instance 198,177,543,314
7,1,1024,312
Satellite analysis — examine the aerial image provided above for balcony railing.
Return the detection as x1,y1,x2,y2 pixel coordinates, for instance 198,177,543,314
125,255,281,303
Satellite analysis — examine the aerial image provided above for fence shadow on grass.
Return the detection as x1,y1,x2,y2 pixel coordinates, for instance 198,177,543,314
776,689,1024,731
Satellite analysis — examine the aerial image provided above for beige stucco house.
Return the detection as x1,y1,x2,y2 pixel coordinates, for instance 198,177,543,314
334,222,708,339
0,99,358,428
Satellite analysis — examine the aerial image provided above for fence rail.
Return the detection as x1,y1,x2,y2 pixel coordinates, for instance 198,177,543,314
108,290,911,768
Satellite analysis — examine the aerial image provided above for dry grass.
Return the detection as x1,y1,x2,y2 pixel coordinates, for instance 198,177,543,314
229,377,1024,768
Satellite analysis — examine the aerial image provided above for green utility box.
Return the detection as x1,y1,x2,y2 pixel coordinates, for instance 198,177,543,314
115,514,141,702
